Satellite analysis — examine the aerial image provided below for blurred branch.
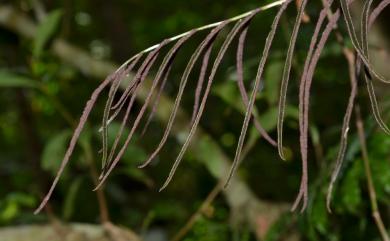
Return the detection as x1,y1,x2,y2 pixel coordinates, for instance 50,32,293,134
0,223,140,241
30,0,46,22
83,142,110,224
173,131,282,241
355,106,390,241
0,4,289,237
172,183,222,241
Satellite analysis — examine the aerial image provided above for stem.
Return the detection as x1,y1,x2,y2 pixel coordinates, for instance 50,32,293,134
83,142,110,223
171,136,262,241
355,106,390,241
171,183,222,241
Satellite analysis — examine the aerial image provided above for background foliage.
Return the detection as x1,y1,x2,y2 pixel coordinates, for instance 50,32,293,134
0,0,390,240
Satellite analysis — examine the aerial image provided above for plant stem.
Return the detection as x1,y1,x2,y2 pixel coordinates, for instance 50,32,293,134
355,105,390,241
83,142,110,223
171,183,222,241
172,135,266,241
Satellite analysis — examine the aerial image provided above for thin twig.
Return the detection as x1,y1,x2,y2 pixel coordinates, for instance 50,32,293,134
83,142,110,223
355,106,390,241
171,132,261,241
171,183,222,241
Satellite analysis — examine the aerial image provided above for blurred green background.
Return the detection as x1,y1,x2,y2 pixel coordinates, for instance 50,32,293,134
0,0,390,240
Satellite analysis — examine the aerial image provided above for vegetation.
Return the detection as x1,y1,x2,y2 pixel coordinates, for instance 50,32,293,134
0,0,390,240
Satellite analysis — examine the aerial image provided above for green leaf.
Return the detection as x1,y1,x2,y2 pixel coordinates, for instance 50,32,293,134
7,193,36,207
339,160,362,214
62,177,82,220
264,60,283,105
121,168,153,187
100,122,147,163
33,10,63,57
0,70,38,88
0,192,36,222
264,213,294,241
258,107,278,130
212,81,241,110
0,202,19,222
41,129,71,173
310,195,328,235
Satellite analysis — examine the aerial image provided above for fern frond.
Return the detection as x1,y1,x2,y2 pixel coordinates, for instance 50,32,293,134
35,0,390,215
138,22,228,170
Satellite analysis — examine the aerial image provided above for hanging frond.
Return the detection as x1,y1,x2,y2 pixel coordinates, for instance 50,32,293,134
191,38,213,126
160,12,260,191
34,69,118,214
100,54,143,172
277,0,307,162
327,0,390,211
326,47,357,212
236,24,277,147
97,33,196,188
35,0,390,215
360,0,390,135
225,0,293,188
339,0,390,83
138,22,229,170
141,65,172,137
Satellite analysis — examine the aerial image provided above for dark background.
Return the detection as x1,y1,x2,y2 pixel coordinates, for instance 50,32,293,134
0,0,390,240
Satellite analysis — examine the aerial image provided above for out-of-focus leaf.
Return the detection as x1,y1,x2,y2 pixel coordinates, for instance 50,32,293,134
344,134,360,161
258,107,278,130
99,122,146,163
0,192,36,223
78,126,92,152
188,216,229,241
310,125,320,146
33,10,62,57
7,193,36,207
264,60,283,105
214,81,299,125
197,136,225,178
41,129,71,173
366,132,390,201
62,177,82,220
212,81,241,110
0,71,38,88
371,158,390,201
153,200,186,220
338,160,362,214
121,168,154,187
310,195,328,235
264,213,294,241
0,202,18,222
